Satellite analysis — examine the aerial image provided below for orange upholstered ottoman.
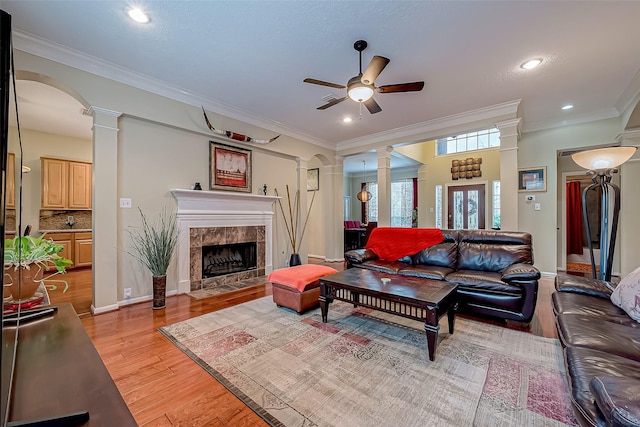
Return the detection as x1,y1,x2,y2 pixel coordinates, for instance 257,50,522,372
268,264,338,313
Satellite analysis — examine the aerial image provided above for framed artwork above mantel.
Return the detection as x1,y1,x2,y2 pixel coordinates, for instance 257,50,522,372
209,141,252,193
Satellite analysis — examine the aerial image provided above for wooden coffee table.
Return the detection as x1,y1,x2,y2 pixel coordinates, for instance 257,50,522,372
319,268,458,361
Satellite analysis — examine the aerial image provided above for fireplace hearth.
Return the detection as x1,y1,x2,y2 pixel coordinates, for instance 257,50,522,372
202,242,257,278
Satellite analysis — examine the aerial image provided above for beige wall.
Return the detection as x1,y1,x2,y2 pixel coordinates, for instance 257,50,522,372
13,49,335,309
7,127,92,231
517,117,626,274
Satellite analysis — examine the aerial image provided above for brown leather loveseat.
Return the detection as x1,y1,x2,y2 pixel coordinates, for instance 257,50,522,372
553,273,640,427
345,229,540,323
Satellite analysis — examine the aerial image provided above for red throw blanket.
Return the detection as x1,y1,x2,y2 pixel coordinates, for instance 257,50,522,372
365,227,444,261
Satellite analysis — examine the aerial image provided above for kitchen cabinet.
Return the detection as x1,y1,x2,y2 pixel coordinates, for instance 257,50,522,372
47,231,92,269
6,152,15,209
74,232,93,267
41,157,92,210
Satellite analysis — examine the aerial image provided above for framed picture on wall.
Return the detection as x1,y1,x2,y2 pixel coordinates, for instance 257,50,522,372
307,168,319,191
518,166,547,192
209,141,252,192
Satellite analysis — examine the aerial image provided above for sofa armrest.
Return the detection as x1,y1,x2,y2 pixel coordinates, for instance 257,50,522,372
590,376,640,427
555,272,615,299
501,263,541,282
345,249,378,268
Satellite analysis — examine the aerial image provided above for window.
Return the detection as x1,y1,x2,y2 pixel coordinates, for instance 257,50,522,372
363,182,378,223
391,179,414,227
492,180,501,229
435,185,443,229
436,127,500,156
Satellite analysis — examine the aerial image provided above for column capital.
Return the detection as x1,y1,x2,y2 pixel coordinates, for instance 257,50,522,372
616,129,640,144
495,118,521,140
375,146,394,155
85,106,122,118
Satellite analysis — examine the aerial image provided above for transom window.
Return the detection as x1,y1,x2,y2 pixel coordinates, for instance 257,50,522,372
436,128,500,156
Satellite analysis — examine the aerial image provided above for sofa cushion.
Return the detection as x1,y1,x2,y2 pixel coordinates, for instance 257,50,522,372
344,248,378,265
501,263,541,281
610,266,640,323
411,241,458,269
555,272,615,299
552,292,636,328
355,260,408,275
457,242,533,273
397,265,453,280
564,347,640,427
445,270,523,295
590,376,640,427
556,313,640,361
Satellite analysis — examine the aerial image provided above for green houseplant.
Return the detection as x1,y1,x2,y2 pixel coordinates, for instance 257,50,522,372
126,207,178,309
3,234,73,302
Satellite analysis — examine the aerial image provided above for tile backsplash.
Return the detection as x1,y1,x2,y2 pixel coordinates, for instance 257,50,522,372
39,210,92,230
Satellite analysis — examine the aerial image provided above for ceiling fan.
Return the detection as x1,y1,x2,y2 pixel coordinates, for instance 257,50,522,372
303,40,424,114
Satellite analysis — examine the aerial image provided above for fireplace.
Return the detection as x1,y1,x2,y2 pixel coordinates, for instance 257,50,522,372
202,242,257,278
171,189,278,294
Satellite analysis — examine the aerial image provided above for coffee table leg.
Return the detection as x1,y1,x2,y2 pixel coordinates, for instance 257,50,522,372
319,296,328,323
447,303,458,334
424,323,440,361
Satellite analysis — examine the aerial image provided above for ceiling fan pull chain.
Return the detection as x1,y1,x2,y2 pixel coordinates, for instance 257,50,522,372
359,102,363,119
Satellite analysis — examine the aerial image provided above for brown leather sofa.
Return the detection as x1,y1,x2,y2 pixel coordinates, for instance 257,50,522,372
553,273,640,427
344,229,540,323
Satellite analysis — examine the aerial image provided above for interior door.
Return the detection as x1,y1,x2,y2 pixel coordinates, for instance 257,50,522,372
448,184,486,229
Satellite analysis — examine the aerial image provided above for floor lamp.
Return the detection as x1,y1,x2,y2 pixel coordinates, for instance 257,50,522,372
571,146,637,281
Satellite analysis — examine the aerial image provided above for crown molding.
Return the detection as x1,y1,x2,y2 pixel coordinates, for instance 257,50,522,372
12,29,335,150
616,67,640,115
336,100,521,151
522,107,620,133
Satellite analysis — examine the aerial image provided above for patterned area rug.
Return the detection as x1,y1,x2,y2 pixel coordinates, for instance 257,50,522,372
159,297,577,427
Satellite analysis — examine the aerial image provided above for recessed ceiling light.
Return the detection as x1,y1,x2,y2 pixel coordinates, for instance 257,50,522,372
128,7,150,23
520,58,543,70
561,104,574,110
343,117,353,123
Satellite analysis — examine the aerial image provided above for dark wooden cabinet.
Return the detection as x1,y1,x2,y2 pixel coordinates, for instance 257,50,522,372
5,303,136,426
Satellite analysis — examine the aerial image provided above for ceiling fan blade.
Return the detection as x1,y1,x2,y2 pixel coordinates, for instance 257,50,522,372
364,97,382,114
377,81,425,93
317,96,348,110
303,78,346,89
361,55,390,85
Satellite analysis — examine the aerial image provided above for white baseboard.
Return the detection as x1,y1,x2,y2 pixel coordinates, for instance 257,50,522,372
325,258,345,263
118,289,178,307
90,303,119,315
308,254,325,260
541,271,557,279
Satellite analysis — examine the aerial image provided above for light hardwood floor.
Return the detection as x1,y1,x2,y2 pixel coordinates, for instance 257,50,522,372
72,261,558,426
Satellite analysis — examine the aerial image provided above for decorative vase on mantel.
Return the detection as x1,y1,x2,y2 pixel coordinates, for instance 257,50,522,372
152,275,167,310
289,253,302,267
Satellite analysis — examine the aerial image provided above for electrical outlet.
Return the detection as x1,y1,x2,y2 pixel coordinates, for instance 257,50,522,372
285,259,290,267
120,198,132,208
124,288,132,298
534,203,541,211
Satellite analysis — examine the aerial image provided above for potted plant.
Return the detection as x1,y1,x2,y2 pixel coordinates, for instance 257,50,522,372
3,234,73,302
274,185,316,266
126,207,178,309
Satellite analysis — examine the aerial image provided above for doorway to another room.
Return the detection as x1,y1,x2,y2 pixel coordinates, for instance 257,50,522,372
447,184,486,229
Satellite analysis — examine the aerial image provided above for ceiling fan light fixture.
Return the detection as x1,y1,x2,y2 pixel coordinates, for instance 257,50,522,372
348,83,374,103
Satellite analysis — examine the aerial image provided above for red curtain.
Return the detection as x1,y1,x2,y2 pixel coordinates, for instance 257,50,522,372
566,181,584,255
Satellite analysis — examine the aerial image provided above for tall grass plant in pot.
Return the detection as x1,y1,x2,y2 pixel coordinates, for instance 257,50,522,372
274,185,316,266
126,207,178,309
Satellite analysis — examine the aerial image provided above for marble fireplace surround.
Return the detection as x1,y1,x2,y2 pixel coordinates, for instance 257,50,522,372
171,189,279,294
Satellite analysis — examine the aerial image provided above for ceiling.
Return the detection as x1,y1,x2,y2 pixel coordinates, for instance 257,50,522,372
3,1,640,173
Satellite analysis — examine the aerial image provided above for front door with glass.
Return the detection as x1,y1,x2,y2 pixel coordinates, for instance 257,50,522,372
447,184,486,229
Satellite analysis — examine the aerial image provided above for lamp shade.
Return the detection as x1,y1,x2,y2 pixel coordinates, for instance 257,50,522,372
357,189,371,202
571,146,637,170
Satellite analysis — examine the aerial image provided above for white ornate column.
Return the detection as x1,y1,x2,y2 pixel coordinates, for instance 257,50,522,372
376,146,393,226
325,155,345,261
496,118,521,232
296,157,309,264
417,164,430,228
88,106,122,314
617,129,640,276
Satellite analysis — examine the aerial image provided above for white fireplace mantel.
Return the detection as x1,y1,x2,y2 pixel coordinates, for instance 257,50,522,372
171,189,280,294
